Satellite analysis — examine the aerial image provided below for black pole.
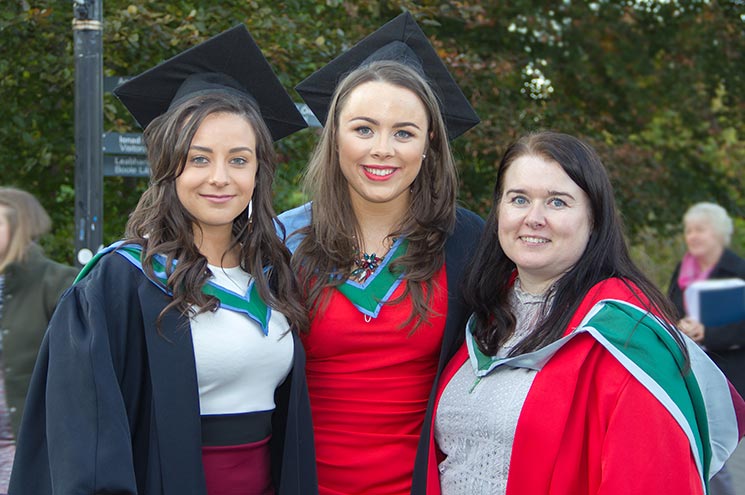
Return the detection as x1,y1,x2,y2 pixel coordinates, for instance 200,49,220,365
72,0,103,266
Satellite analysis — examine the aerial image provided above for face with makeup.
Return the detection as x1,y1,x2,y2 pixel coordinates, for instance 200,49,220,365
335,80,429,214
176,111,258,241
497,154,593,294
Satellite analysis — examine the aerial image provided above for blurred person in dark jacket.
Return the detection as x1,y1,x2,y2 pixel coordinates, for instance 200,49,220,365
0,186,77,493
668,202,745,393
668,201,745,495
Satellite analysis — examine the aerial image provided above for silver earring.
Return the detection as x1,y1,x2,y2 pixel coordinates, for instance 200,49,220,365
247,200,253,224
422,154,427,159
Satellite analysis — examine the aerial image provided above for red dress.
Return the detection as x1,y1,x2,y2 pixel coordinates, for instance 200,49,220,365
303,266,448,495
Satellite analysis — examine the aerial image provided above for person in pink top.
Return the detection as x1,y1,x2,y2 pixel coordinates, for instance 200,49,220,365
668,202,745,495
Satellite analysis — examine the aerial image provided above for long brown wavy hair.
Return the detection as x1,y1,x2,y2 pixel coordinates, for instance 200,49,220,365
125,91,307,331
292,61,458,327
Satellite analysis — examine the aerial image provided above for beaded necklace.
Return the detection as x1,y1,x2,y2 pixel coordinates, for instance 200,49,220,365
350,251,383,283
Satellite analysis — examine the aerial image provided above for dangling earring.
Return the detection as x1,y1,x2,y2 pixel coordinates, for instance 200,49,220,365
247,199,253,225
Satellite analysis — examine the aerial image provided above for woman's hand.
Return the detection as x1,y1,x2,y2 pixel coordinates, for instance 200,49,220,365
678,317,706,343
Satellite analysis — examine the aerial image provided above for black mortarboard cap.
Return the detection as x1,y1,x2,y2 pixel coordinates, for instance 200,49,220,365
113,24,307,141
295,12,479,140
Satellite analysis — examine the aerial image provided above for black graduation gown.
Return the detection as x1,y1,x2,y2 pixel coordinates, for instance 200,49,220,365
8,252,318,495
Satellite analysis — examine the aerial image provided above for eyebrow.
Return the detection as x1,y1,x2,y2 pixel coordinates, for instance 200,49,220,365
506,188,577,201
190,145,254,154
349,116,422,130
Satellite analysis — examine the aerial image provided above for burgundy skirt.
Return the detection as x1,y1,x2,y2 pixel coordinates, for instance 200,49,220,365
202,435,274,495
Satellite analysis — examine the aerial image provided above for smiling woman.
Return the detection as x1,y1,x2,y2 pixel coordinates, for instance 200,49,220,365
9,25,318,495
176,112,259,266
427,131,745,495
496,154,592,295
277,12,483,495
336,80,429,222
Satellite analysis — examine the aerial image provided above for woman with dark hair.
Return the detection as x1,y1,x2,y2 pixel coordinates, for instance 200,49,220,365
279,13,483,495
0,187,77,493
426,131,744,495
9,26,317,495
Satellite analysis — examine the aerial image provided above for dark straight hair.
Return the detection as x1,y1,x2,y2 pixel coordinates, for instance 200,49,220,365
463,131,687,359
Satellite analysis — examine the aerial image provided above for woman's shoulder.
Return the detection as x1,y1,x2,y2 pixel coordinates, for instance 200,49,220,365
72,243,150,293
719,248,745,276
8,244,75,277
276,202,312,254
32,251,78,285
585,277,640,300
36,258,79,301
566,278,648,331
277,202,312,228
451,206,485,243
455,206,485,230
442,207,485,260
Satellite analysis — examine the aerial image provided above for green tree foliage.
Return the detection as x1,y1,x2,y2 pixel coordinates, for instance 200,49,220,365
1,1,743,272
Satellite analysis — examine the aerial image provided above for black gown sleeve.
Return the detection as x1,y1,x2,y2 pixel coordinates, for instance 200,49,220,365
9,259,142,495
271,332,319,495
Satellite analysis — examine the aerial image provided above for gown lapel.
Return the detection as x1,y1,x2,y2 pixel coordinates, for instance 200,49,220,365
139,284,207,494
335,238,408,318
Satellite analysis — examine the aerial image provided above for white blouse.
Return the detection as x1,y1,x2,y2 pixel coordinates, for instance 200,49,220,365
190,265,294,415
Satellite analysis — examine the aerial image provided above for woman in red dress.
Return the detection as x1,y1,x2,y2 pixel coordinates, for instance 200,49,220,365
278,12,483,495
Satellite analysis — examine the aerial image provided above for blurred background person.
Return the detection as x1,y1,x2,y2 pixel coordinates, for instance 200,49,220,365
0,186,77,494
668,201,745,495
